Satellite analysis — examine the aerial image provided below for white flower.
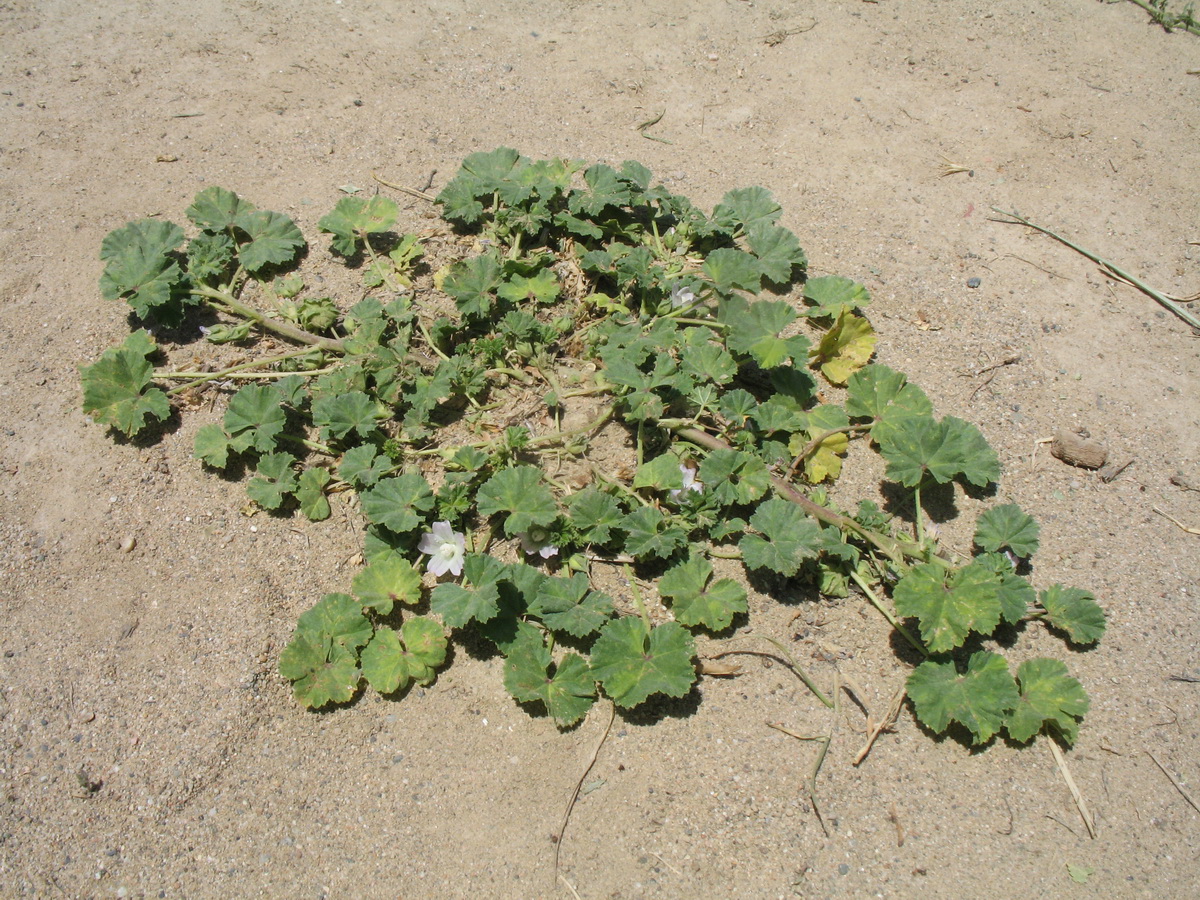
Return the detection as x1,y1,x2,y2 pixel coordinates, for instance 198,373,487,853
518,526,559,560
418,521,466,577
669,465,703,499
670,282,696,309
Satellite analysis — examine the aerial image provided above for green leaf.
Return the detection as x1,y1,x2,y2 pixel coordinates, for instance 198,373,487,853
740,497,825,577
802,275,871,318
497,268,560,305
359,627,409,695
186,186,253,231
565,489,624,545
1039,585,1106,645
353,557,423,614
400,616,449,684
589,618,697,708
633,454,685,491
186,231,235,284
529,573,614,638
98,219,185,319
658,555,747,631
974,553,1036,624
845,364,933,444
504,635,596,727
746,224,807,284
877,414,1000,488
99,217,185,263
697,449,770,506
297,467,331,521
430,555,502,627
80,331,170,438
312,390,382,441
278,632,360,709
233,209,305,272
975,503,1040,559
246,451,298,510
569,163,633,216
476,466,558,536
296,592,374,653
893,560,1003,653
434,177,485,223
809,310,876,385
338,444,391,488
224,383,287,453
721,297,808,368
360,473,436,533
1066,865,1093,886
907,651,1019,745
318,195,400,256
360,617,448,694
461,146,525,192
443,254,502,320
621,506,687,560
712,186,782,233
193,423,233,468
1006,658,1090,745
703,247,763,294
678,330,738,386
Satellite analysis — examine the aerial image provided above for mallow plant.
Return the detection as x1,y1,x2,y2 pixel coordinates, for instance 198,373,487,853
81,148,1103,748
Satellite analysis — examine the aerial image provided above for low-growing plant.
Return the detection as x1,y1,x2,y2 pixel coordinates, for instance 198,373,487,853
82,148,1105,748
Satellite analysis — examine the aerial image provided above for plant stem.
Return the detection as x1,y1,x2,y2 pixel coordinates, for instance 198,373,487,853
991,208,1200,331
160,350,331,395
671,425,924,566
671,316,729,330
849,568,927,658
527,407,614,449
191,284,348,352
913,484,926,548
705,545,742,560
723,635,834,708
623,565,654,635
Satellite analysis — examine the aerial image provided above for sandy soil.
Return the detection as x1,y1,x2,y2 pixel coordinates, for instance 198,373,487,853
2,1,1199,897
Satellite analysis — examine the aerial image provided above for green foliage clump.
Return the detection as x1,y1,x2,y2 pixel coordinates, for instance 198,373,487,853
82,149,1105,749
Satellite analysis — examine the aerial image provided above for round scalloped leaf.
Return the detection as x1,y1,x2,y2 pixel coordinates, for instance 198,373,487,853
975,503,1040,559
400,617,448,685
907,651,1018,745
893,561,1003,653
232,208,305,272
360,626,410,695
80,331,170,438
589,618,696,709
503,634,596,727
295,592,373,653
359,473,435,533
1005,658,1090,745
279,633,360,710
187,186,255,232
1039,585,1106,645
353,556,422,614
658,555,747,632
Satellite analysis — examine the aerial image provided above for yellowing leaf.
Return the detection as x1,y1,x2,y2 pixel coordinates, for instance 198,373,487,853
810,311,876,385
788,404,851,484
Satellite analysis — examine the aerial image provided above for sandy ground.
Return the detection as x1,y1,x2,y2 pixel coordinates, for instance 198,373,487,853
2,1,1199,897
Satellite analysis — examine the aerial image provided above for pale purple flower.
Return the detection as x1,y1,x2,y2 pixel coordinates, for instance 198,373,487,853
418,521,466,577
669,465,703,499
670,282,696,309
518,526,559,560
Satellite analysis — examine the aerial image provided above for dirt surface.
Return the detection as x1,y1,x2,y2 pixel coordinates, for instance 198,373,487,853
2,1,1199,897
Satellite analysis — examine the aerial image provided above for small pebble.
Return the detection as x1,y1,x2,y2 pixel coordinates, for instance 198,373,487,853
967,277,981,289
119,536,136,553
